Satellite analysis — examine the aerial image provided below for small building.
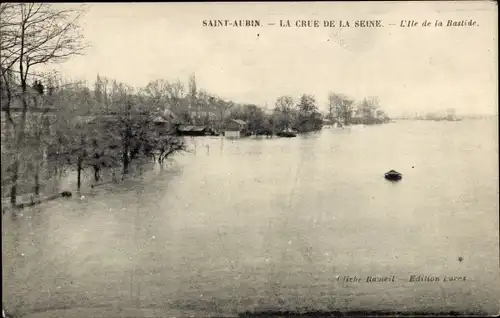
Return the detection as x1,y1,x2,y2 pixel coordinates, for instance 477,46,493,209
224,119,247,138
162,108,177,121
152,116,172,135
189,106,218,124
153,108,177,134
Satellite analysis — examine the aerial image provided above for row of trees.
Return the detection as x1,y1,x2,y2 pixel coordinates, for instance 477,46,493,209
2,74,190,206
271,94,323,132
81,76,327,135
54,73,237,129
35,73,389,142
50,82,187,183
327,93,390,125
226,92,389,135
0,4,189,207
39,74,389,139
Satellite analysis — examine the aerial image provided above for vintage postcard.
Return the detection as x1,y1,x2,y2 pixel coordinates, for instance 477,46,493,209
1,1,498,317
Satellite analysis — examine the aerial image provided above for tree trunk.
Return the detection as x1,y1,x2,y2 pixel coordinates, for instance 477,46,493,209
122,131,130,176
77,157,82,190
2,77,15,140
9,30,28,206
10,98,28,206
33,124,43,196
122,105,132,177
4,95,17,205
122,148,129,176
34,165,40,196
10,160,19,205
8,19,31,207
93,165,100,182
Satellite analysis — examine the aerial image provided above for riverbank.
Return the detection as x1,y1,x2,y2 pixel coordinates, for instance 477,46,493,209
1,191,72,214
1,158,163,214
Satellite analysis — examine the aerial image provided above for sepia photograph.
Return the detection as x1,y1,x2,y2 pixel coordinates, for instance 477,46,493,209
1,2,498,317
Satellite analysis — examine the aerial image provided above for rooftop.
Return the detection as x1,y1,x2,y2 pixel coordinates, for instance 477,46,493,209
177,125,207,132
232,119,246,126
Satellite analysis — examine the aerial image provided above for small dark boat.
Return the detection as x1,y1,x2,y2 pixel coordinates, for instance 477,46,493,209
61,191,73,197
384,170,402,181
277,131,297,137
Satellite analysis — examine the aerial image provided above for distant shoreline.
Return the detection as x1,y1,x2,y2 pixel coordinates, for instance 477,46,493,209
393,116,496,121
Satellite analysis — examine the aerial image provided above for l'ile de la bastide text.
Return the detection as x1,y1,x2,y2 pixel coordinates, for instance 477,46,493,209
202,19,478,28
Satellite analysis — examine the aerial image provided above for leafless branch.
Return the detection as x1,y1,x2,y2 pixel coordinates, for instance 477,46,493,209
0,3,88,85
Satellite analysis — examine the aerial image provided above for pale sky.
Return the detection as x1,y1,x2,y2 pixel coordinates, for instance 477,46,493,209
39,2,497,116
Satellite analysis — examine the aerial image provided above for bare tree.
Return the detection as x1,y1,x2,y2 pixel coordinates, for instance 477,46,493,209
143,79,170,109
296,94,318,117
328,92,355,125
165,80,185,114
188,73,197,109
94,74,104,105
275,95,294,113
367,96,380,115
356,96,380,119
0,4,21,79
111,85,186,174
274,95,295,130
0,4,21,138
212,96,233,130
0,3,88,206
341,98,355,124
142,79,185,114
327,92,343,121
356,98,370,119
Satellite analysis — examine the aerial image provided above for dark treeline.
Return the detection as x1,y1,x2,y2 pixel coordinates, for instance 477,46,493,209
325,93,390,126
225,92,391,135
1,70,392,206
1,74,189,206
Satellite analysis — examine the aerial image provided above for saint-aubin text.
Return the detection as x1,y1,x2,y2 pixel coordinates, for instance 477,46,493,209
202,20,261,27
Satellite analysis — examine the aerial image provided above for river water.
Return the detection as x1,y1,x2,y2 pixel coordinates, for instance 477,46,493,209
2,119,499,317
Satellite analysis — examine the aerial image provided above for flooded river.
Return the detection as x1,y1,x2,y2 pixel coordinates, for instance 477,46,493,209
2,119,499,317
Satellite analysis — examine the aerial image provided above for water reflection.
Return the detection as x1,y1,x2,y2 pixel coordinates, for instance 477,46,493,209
3,120,499,316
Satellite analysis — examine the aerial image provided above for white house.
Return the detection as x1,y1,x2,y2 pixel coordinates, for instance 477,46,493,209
224,119,247,138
